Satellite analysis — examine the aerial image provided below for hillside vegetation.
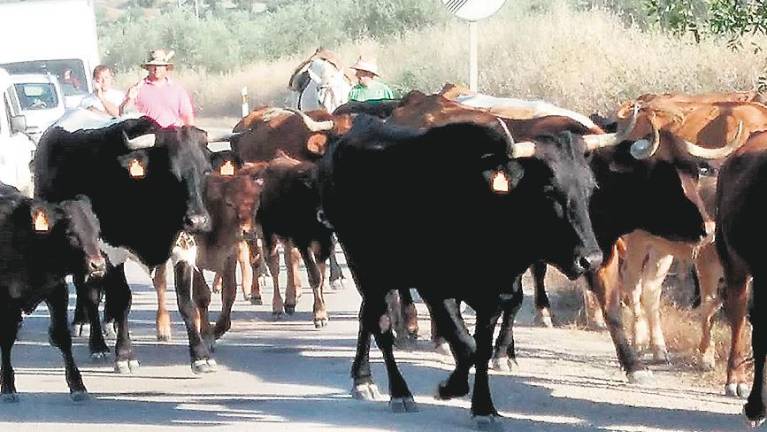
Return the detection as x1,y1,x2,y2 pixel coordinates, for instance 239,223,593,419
98,0,767,117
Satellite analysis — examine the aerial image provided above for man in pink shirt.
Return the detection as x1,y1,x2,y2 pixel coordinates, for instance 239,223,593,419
121,49,194,127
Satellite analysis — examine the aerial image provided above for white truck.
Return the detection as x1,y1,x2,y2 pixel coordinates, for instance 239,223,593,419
0,68,36,197
0,0,100,109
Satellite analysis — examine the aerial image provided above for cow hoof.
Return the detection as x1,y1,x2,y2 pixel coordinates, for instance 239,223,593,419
534,312,554,328
351,383,383,401
744,405,767,428
284,304,296,315
191,359,218,374
2,393,19,403
70,391,89,402
103,324,117,339
114,360,131,374
71,323,89,338
128,360,140,373
436,379,469,400
474,415,504,431
738,383,751,398
435,342,452,357
250,296,263,306
389,396,418,413
330,279,345,290
90,351,110,362
272,311,283,321
314,318,328,328
748,418,766,429
157,333,172,342
651,347,670,364
490,357,512,372
627,370,653,385
697,351,716,371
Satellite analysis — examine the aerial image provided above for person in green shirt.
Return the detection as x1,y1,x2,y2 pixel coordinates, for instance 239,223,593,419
347,57,395,102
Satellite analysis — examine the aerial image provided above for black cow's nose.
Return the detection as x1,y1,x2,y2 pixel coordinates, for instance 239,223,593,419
575,251,603,274
184,214,210,233
88,256,107,278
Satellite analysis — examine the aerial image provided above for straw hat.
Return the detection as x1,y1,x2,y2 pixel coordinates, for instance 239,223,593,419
142,49,175,70
350,57,380,76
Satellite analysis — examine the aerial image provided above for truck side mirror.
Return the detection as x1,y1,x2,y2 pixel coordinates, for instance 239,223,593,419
10,115,27,134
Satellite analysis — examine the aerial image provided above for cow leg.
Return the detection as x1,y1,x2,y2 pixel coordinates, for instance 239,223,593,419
299,246,328,328
744,274,767,425
695,243,723,370
214,255,238,339
284,242,302,314
264,237,284,317
588,245,648,383
471,304,503,425
0,305,21,401
211,273,223,294
621,242,651,355
74,273,110,359
153,263,172,342
328,237,346,290
583,285,606,329
248,237,264,305
491,275,524,371
643,251,674,363
46,282,88,400
531,262,553,327
238,240,253,301
399,288,418,341
105,263,139,374
723,270,750,398
350,299,378,400
71,280,90,337
430,297,476,401
173,261,215,374
192,269,214,352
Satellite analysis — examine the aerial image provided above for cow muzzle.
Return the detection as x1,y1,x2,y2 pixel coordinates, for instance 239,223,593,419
571,251,603,276
184,213,211,233
85,255,107,281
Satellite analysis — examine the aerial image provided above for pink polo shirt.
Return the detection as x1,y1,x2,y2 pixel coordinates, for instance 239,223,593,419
134,78,194,128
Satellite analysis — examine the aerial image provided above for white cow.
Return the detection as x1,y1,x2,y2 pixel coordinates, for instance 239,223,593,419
289,52,351,113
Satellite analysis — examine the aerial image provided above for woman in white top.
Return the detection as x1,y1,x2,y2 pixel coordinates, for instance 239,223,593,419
80,65,126,117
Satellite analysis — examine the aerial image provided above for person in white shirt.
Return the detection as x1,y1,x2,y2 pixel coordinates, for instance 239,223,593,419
80,65,126,117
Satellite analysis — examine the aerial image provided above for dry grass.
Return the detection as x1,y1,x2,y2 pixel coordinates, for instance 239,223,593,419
541,266,753,388
116,1,766,120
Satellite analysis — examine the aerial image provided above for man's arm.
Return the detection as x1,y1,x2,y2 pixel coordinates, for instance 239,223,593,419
98,90,121,117
120,83,140,115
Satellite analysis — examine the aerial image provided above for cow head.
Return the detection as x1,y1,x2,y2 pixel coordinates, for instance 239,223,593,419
29,196,106,281
205,157,267,240
120,122,213,234
499,129,604,278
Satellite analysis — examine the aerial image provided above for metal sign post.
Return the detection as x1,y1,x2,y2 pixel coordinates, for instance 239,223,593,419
442,0,507,93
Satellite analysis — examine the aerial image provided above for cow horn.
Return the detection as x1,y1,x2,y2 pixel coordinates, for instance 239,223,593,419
582,103,640,152
122,131,156,149
495,117,537,158
286,108,335,132
680,120,744,160
208,131,245,143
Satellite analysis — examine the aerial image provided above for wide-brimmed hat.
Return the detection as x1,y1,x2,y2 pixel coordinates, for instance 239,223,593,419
350,57,379,76
142,49,175,70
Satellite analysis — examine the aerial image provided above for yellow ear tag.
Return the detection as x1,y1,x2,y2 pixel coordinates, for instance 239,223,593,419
129,159,145,178
33,210,49,232
219,160,235,176
491,171,510,193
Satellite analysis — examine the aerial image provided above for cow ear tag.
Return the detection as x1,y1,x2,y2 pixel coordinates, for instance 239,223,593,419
219,160,235,176
129,159,146,178
491,170,510,194
33,209,50,232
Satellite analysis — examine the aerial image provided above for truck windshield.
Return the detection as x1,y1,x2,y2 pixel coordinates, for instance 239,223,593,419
1,59,87,96
13,83,58,110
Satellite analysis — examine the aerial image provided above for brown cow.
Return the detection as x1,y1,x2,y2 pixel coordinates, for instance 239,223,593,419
231,107,350,317
152,160,267,356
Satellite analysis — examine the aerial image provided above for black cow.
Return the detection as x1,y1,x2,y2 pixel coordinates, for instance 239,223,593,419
319,113,603,425
488,138,710,376
34,114,216,373
257,153,335,327
0,184,105,401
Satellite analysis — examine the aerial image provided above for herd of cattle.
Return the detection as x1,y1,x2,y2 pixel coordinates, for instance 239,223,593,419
3,82,767,429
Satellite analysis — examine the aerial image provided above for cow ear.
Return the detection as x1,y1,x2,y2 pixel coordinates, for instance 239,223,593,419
118,151,149,180
306,133,328,155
